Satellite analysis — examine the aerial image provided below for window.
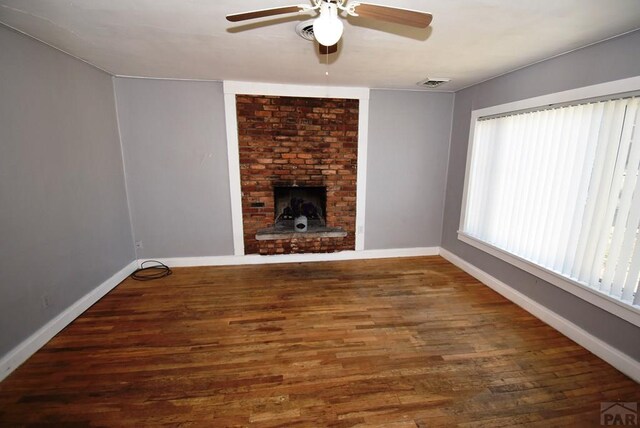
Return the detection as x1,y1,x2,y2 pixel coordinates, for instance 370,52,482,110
459,78,640,326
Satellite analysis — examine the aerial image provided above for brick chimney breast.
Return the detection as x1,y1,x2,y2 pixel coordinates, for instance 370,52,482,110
236,95,358,255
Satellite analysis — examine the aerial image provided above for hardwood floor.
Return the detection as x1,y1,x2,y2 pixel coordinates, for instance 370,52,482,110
0,256,638,427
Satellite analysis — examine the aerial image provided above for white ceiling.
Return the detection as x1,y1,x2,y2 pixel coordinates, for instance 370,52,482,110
1,0,639,91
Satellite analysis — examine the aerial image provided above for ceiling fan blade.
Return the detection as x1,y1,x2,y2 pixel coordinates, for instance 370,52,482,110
351,2,432,28
319,43,338,55
226,5,306,22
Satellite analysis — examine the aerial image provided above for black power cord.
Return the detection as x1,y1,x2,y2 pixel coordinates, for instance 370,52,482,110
131,260,172,281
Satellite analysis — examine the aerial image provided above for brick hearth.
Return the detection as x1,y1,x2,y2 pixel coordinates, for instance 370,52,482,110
236,95,358,255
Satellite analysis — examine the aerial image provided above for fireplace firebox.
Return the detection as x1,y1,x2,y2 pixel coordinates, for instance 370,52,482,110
255,184,346,241
274,186,326,230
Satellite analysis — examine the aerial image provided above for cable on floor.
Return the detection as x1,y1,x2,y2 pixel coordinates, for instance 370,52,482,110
131,260,172,281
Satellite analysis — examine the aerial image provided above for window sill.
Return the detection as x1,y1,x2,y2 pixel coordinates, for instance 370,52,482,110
457,232,640,327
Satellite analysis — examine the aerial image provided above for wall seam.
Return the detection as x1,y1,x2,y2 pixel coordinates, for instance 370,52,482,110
0,22,114,76
439,93,457,247
111,76,138,263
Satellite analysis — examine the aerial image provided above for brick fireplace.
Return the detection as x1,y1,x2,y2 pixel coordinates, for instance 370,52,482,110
236,94,358,255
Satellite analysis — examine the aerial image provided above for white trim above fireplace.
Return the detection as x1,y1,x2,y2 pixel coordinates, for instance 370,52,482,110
223,81,370,255
223,81,369,100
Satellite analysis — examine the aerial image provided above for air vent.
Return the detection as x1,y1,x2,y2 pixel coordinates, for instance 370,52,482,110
296,20,316,41
417,78,451,88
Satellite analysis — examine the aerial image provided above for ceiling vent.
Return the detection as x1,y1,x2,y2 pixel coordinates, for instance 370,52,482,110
417,78,451,88
295,20,316,41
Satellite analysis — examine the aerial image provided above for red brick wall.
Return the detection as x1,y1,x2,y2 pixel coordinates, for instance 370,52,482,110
257,237,351,256
236,95,358,255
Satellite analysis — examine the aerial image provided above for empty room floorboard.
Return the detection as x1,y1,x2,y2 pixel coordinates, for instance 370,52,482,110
0,256,638,427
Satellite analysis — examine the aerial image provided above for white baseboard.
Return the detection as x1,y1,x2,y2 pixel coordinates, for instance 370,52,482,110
0,261,137,382
150,247,440,268
0,248,436,383
8,248,635,387
439,248,640,383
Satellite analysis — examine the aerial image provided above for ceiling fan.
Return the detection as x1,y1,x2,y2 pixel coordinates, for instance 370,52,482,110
226,0,433,54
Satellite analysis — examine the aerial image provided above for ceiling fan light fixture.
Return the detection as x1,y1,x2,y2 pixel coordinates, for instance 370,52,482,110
313,3,343,47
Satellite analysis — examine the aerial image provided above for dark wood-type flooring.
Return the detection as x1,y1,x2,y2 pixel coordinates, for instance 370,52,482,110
0,256,638,427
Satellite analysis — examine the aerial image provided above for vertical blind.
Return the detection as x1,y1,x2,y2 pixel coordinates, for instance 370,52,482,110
463,96,640,307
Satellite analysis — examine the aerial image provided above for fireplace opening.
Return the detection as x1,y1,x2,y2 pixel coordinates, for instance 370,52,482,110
255,184,346,241
274,186,326,231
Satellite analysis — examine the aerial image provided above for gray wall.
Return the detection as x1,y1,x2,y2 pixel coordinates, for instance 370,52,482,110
442,30,640,360
0,26,134,356
114,78,234,258
365,90,453,250
115,81,453,256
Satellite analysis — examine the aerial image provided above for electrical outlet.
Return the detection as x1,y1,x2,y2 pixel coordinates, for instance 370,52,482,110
41,294,51,309
135,240,143,249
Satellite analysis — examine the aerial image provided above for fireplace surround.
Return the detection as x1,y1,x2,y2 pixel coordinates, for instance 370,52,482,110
236,94,358,255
